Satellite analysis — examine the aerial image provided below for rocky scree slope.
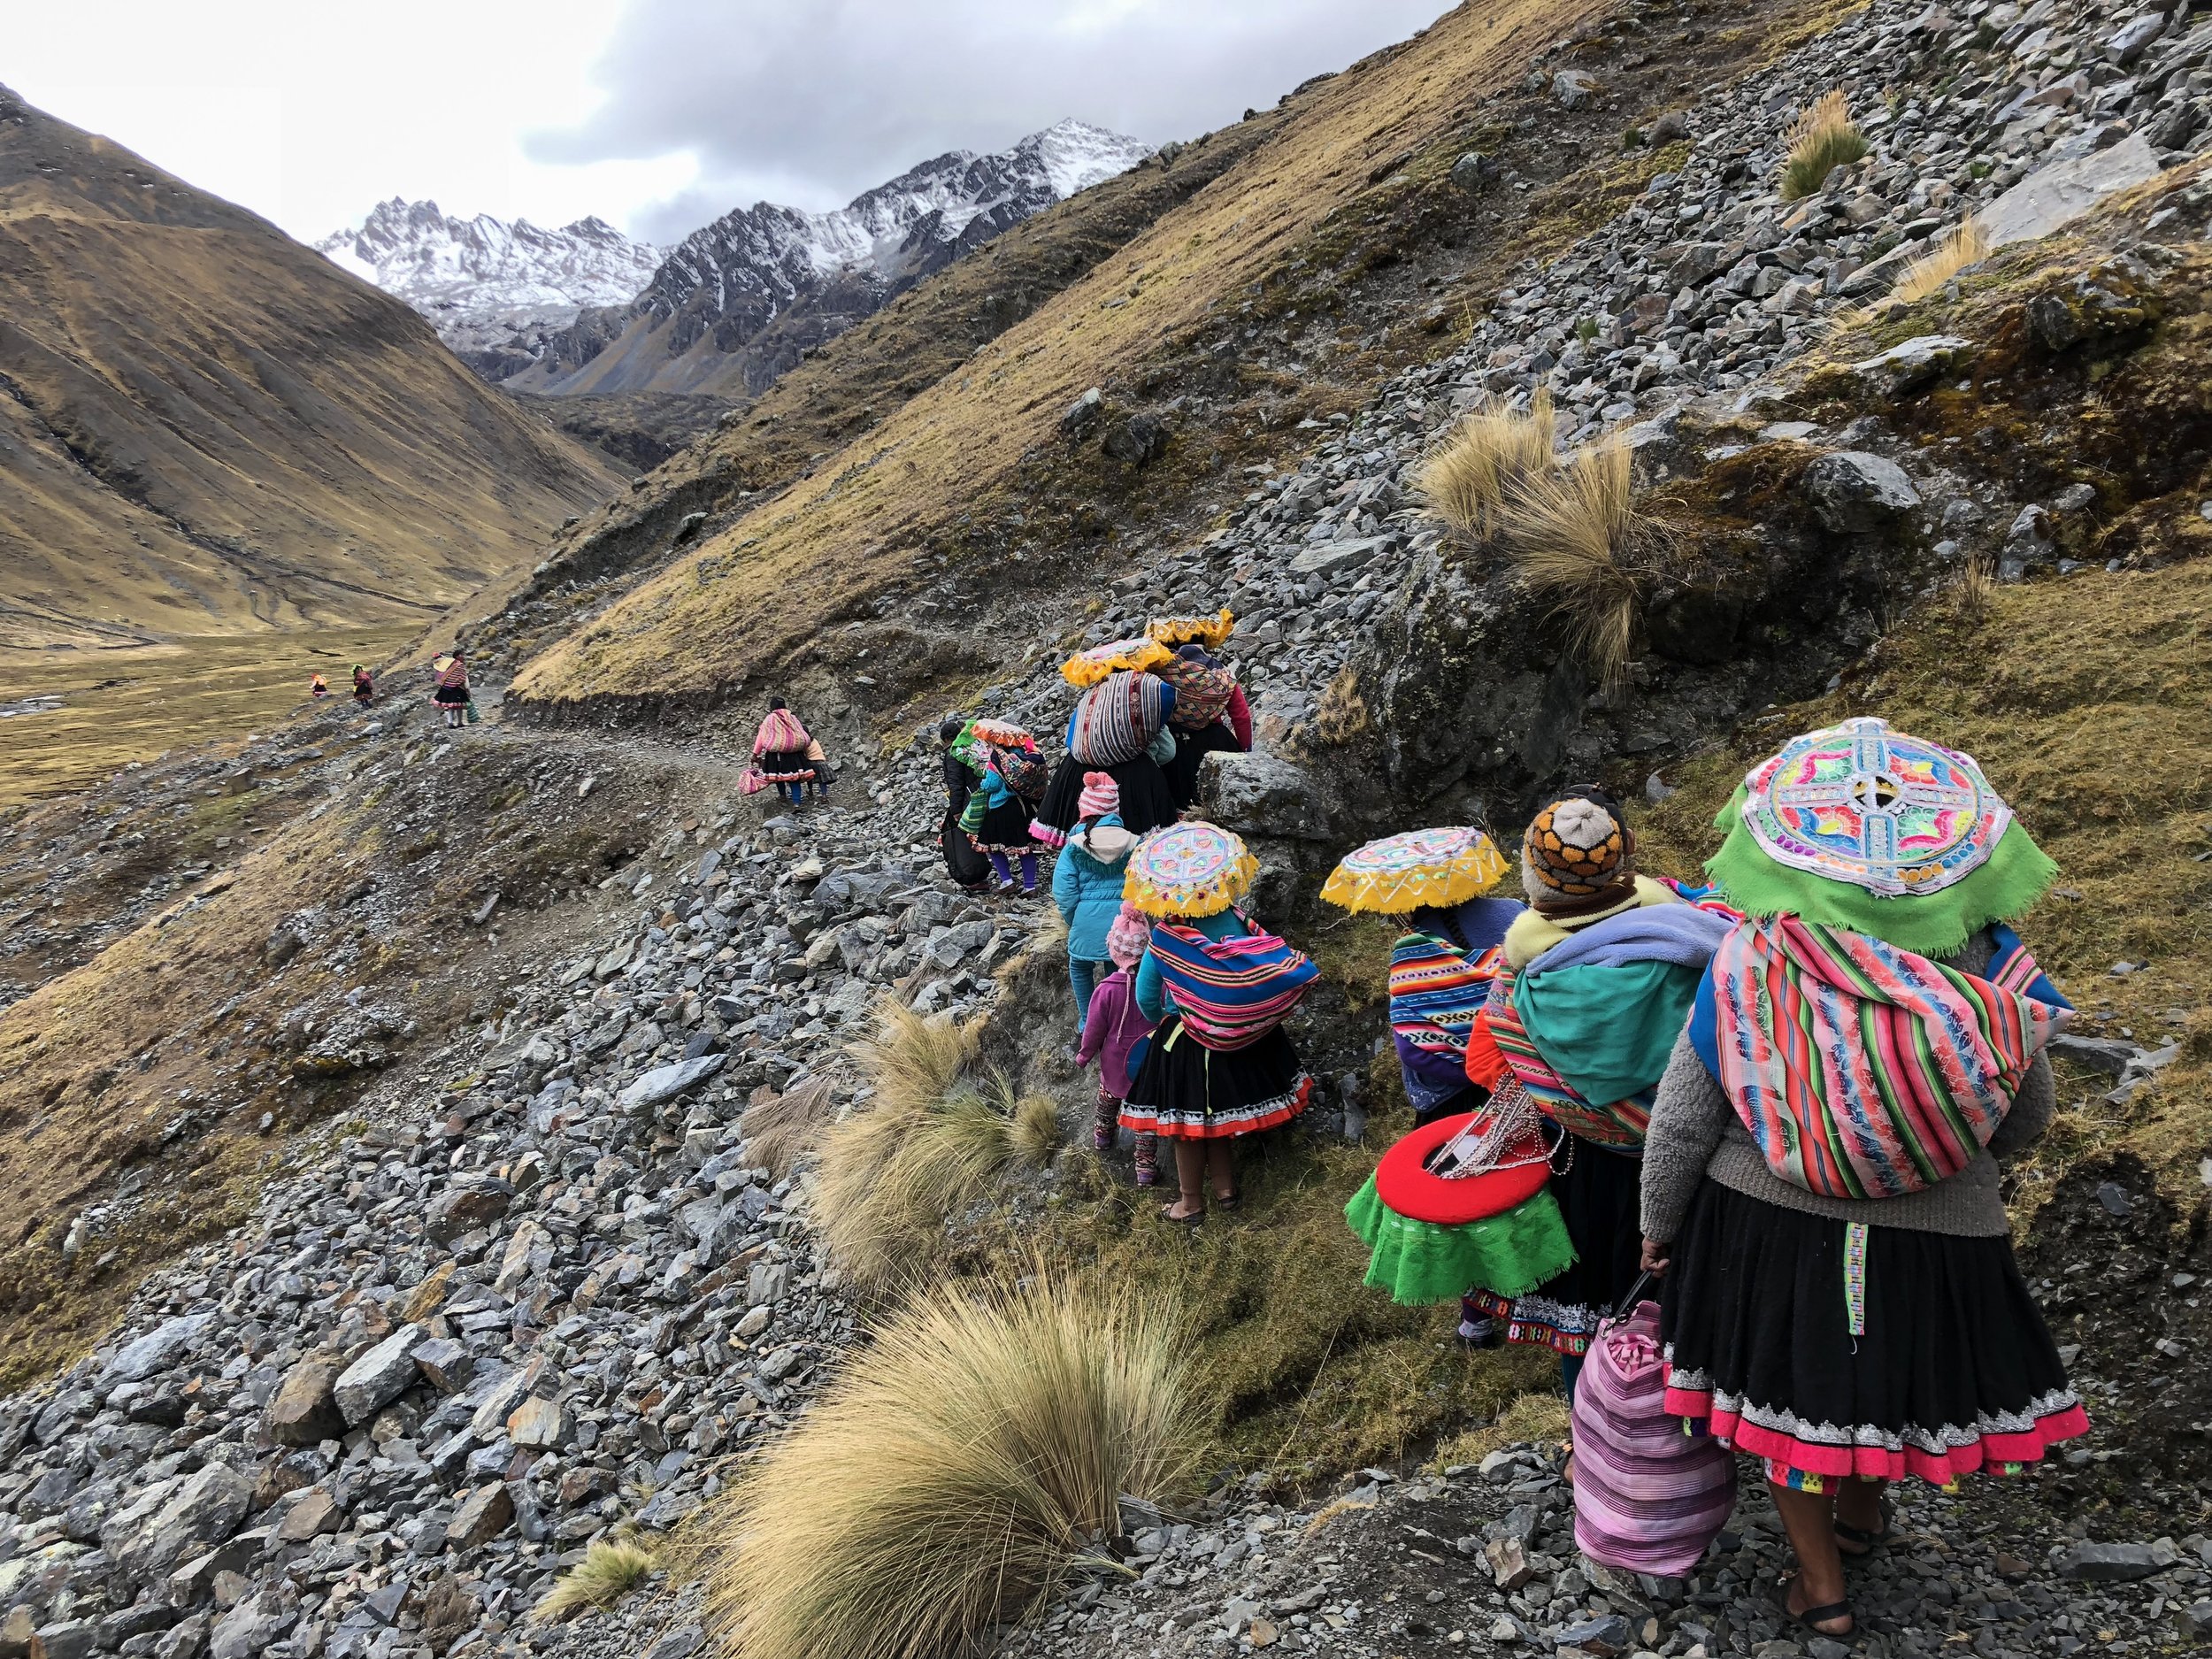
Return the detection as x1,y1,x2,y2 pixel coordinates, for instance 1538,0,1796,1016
503,120,1150,399
314,200,662,380
0,721,1069,1659
0,88,618,651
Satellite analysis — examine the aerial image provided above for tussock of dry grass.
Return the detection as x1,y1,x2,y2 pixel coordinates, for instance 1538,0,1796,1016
1418,391,1559,541
1892,215,1991,304
817,1005,1047,1294
1010,1087,1065,1166
738,1075,838,1179
532,1538,659,1622
1780,90,1869,200
698,1272,1202,1659
1499,440,1674,688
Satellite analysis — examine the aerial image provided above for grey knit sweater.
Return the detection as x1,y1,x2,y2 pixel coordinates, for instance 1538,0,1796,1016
1639,930,2057,1242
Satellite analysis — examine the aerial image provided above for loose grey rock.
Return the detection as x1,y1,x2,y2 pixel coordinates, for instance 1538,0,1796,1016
1801,451,1922,532
2058,1540,2163,1581
333,1322,426,1425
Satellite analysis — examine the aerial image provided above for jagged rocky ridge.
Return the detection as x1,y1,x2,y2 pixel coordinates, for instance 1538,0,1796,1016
9,1,2212,1657
314,202,663,375
503,119,1152,397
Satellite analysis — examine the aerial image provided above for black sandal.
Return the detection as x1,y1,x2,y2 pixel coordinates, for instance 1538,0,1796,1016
1157,1202,1205,1229
1775,1574,1855,1639
1834,1496,1894,1558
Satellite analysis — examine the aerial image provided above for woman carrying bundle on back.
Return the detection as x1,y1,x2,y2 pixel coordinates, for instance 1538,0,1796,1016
956,719,1048,896
1640,718,2083,1640
936,718,994,892
1148,612,1251,810
1033,647,1183,846
751,697,817,806
433,654,472,729
1119,823,1317,1225
1469,789,1732,1410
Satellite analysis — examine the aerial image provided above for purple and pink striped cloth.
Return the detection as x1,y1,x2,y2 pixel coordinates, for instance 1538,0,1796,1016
1571,1299,1737,1577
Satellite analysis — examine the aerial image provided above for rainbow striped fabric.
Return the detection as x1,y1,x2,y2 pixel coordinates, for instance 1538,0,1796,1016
1485,969,1653,1149
1389,933,1502,1061
1694,918,2071,1199
1150,921,1317,1051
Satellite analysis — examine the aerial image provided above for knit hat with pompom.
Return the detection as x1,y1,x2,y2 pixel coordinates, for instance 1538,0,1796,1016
1105,901,1151,968
1078,771,1120,820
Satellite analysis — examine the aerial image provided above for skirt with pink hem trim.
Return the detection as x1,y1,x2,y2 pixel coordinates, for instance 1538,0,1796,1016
1658,1177,2088,1487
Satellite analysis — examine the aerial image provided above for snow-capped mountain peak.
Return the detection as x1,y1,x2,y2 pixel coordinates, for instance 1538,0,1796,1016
313,199,661,355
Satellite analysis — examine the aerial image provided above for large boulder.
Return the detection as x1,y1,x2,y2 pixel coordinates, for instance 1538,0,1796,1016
424,1179,512,1244
108,1464,254,1589
1199,752,1336,841
106,1314,213,1384
1801,451,1921,533
1981,134,2162,250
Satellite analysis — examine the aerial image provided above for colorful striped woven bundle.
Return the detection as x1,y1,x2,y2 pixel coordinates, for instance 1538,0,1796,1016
1069,670,1171,766
1389,933,1503,1065
1155,654,1237,729
1702,918,2072,1200
1484,969,1652,1149
1149,921,1317,1051
1570,1299,1738,1576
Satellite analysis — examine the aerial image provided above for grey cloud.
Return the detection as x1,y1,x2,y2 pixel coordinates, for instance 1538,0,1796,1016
529,0,1451,243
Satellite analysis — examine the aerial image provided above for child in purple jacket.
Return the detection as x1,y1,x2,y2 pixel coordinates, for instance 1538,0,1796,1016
1079,902,1160,1186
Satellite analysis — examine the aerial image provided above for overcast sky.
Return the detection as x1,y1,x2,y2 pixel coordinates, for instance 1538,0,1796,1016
7,0,1450,249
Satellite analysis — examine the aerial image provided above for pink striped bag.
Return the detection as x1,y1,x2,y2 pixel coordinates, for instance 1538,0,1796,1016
1571,1290,1736,1577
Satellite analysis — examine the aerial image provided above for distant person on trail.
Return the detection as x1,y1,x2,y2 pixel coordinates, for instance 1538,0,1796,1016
804,733,833,803
1077,901,1160,1187
433,654,472,728
351,664,375,705
309,672,329,699
751,697,817,806
936,718,993,892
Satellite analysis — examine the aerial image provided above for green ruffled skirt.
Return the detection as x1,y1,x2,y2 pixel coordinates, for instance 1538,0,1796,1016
1344,1176,1578,1307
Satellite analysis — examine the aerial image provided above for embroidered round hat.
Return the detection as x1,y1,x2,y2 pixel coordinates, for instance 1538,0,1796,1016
1321,826,1510,914
1707,716,2058,956
1123,820,1258,918
1078,771,1120,819
1522,793,1633,902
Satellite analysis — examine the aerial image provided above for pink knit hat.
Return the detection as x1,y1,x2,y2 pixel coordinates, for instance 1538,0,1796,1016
1105,901,1150,969
1078,771,1120,820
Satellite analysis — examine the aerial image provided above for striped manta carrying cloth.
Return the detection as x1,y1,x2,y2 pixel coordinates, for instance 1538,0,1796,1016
1693,918,2071,1200
1390,933,1503,1064
1484,969,1652,1149
1149,921,1317,1051
1070,671,1172,767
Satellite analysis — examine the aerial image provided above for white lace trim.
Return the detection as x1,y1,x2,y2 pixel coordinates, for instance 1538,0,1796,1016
1663,1352,2080,1454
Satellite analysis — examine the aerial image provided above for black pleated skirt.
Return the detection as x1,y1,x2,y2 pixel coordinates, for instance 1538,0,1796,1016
941,810,992,889
1471,1132,1644,1356
1658,1179,2089,1486
968,796,1041,854
1119,1015,1310,1141
1161,721,1243,809
1033,754,1179,843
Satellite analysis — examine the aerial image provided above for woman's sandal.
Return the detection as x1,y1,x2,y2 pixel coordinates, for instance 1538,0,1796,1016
1213,1189,1241,1212
1158,1202,1206,1228
1775,1574,1855,1640
1834,1497,1894,1559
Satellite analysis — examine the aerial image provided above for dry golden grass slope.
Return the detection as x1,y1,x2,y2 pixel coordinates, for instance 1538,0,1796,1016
511,0,1606,705
0,84,617,649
